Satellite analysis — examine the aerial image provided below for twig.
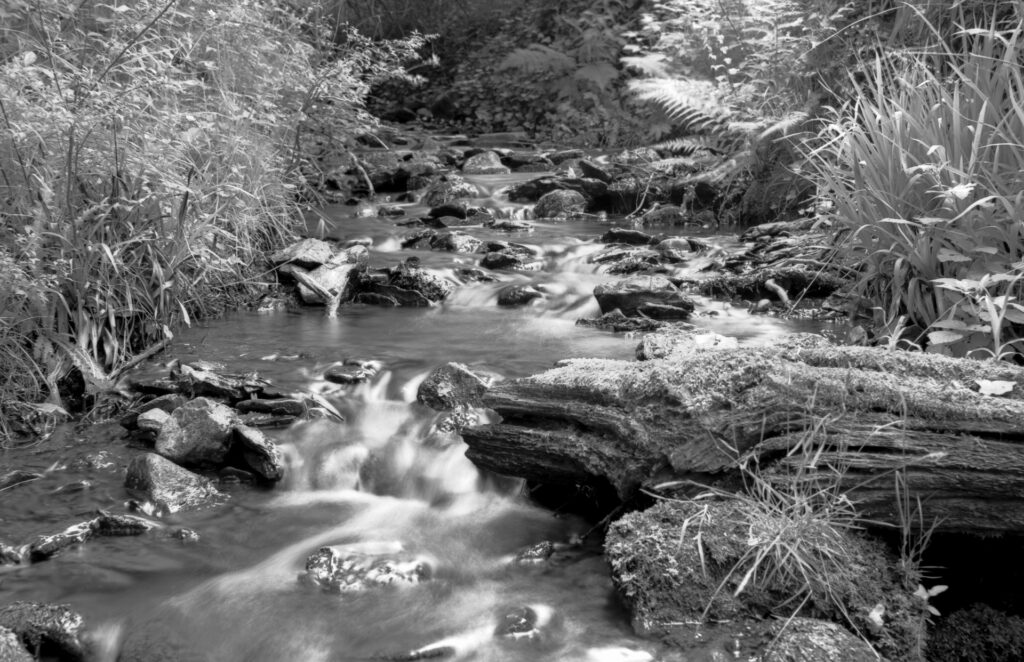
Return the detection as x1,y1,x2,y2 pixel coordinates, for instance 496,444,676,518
110,337,172,381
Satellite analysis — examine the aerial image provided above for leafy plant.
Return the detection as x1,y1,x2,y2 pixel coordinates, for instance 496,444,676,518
809,12,1024,359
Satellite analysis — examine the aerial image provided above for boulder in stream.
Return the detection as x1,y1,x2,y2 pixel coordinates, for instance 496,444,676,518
430,230,482,254
231,425,285,482
422,174,478,207
0,602,86,661
417,363,491,411
601,228,655,245
497,284,544,307
534,190,586,218
125,453,221,513
155,397,237,466
462,150,510,175
269,238,334,270
762,618,880,662
593,275,694,318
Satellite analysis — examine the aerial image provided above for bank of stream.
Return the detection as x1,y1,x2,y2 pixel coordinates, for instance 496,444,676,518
1,145,851,661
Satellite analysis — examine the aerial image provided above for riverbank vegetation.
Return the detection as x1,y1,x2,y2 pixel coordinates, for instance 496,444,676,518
0,0,421,438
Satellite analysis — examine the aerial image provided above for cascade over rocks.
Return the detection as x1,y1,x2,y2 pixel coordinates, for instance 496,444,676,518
462,332,1024,534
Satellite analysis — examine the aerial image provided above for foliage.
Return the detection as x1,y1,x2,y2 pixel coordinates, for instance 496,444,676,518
927,603,1024,662
809,15,1024,359
0,0,418,438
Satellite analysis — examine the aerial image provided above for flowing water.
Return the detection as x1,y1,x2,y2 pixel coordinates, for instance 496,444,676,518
0,167,829,661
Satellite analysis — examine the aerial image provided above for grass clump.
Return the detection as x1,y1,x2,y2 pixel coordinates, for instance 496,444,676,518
810,7,1024,359
0,0,422,439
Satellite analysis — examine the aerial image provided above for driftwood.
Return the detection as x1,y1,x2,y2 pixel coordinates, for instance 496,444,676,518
462,333,1024,534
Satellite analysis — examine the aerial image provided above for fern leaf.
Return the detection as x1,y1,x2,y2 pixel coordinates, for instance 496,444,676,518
573,62,619,91
620,53,669,77
652,136,726,156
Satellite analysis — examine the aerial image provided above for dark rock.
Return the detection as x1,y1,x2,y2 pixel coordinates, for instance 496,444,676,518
462,150,510,175
493,605,560,644
358,151,444,192
303,545,430,593
128,378,179,396
428,201,469,219
296,245,367,306
601,228,655,245
422,174,478,207
575,311,669,333
381,260,454,303
457,268,498,283
27,521,94,561
353,292,400,306
173,364,268,402
578,159,613,183
91,512,156,537
763,618,879,662
639,204,688,226
324,360,383,385
0,626,32,662
139,393,189,415
0,602,86,661
401,229,437,249
534,190,586,218
506,176,607,206
497,285,543,307
0,470,41,492
125,453,221,513
429,231,482,254
232,425,285,481
155,397,236,466
235,398,308,417
417,363,491,411
269,238,333,269
637,302,693,320
548,149,585,164
486,219,533,232
502,151,553,170
593,275,695,317
480,248,543,272
377,205,405,217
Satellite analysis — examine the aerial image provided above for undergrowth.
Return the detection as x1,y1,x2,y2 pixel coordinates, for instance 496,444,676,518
810,7,1024,360
0,0,420,441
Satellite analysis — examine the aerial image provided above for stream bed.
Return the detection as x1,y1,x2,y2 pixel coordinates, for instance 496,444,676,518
0,167,831,661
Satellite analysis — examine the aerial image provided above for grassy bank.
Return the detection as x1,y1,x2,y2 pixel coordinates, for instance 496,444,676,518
0,0,420,439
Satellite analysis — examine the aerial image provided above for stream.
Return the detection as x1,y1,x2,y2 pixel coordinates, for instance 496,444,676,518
0,164,829,661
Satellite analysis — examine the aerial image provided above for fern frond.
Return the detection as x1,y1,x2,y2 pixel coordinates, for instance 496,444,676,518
757,111,813,143
653,135,735,156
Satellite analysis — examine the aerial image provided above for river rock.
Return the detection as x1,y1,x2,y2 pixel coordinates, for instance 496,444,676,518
417,363,491,411
377,204,405,217
430,230,482,254
235,398,307,417
379,259,453,303
593,275,694,318
511,541,555,565
0,627,32,662
269,238,333,269
575,311,668,333
303,546,430,593
172,363,268,402
324,360,382,384
358,151,444,191
762,618,880,662
125,453,221,513
640,205,688,226
503,151,553,170
486,219,533,233
155,398,236,466
428,201,469,219
26,521,94,562
601,228,655,245
296,245,368,306
232,425,285,481
422,174,478,207
507,176,607,205
534,190,586,218
548,149,585,164
463,150,510,175
497,284,543,307
605,500,914,658
0,602,86,661
1,543,23,565
136,408,170,438
480,245,543,272
578,159,614,183
494,605,555,641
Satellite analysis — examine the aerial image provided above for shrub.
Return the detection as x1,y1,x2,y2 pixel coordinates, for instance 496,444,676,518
810,13,1024,359
0,0,419,438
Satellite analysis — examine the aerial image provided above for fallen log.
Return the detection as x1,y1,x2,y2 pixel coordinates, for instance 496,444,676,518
461,332,1024,534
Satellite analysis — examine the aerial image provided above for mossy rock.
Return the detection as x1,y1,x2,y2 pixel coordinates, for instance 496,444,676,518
928,603,1024,662
605,500,920,660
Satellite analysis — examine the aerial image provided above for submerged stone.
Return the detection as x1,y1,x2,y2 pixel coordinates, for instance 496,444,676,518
303,546,430,594
0,602,86,661
125,453,221,513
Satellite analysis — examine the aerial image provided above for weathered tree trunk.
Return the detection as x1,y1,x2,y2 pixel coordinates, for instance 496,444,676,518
462,333,1024,534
